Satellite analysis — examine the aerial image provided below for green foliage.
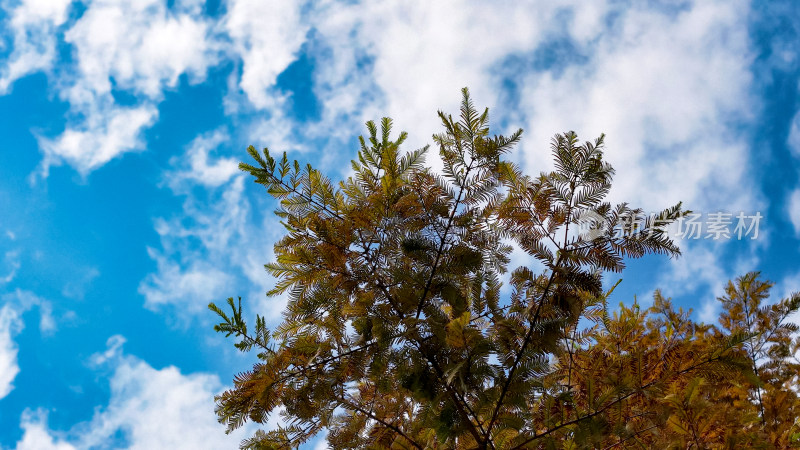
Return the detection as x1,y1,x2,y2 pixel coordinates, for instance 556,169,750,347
210,89,800,449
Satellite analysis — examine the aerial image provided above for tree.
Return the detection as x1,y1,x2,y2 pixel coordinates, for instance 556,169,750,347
714,273,800,445
210,89,799,448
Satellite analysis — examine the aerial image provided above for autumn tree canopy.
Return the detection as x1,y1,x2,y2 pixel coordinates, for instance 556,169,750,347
210,89,800,449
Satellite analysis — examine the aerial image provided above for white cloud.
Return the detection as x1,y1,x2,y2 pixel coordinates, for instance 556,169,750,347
244,99,304,154
1,250,21,284
0,288,60,400
61,267,100,300
36,301,56,335
306,1,565,155
168,129,239,188
0,304,23,400
12,336,258,449
153,174,250,264
37,104,158,177
312,434,331,450
787,187,800,236
788,108,800,158
62,0,216,101
244,0,760,329
779,270,800,300
29,0,219,178
518,0,756,213
139,252,234,314
0,0,71,93
14,410,76,450
89,334,127,367
658,243,730,298
2,0,761,204
344,1,553,130
18,0,309,177
132,0,316,323
223,0,309,109
697,299,720,325
137,0,762,328
77,340,250,449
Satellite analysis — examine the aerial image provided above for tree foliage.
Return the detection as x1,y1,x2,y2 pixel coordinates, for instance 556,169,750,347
210,89,800,449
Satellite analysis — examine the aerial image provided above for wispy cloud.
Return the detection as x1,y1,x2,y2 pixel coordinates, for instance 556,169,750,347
61,267,100,300
1,250,21,284
166,128,239,189
787,188,800,237
789,110,800,159
140,169,285,320
0,305,23,400
0,289,58,400
139,251,234,316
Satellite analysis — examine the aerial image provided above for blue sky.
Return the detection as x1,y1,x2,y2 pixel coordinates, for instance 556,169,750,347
0,0,799,448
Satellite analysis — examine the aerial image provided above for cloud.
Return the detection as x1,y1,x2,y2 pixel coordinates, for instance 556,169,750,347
138,252,234,315
12,336,257,449
223,0,309,109
697,299,720,325
517,0,756,213
2,0,762,206
0,289,59,400
305,1,566,155
89,334,127,367
1,250,21,284
790,110,800,158
658,243,729,297
167,128,239,189
29,0,219,178
61,267,100,300
11,0,309,178
243,98,305,154
0,304,23,400
312,434,331,450
788,188,800,236
0,0,71,93
76,337,250,449
290,0,761,329
37,104,158,177
62,0,217,100
13,410,75,450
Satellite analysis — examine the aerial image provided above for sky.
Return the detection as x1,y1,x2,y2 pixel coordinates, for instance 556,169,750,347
0,0,799,448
